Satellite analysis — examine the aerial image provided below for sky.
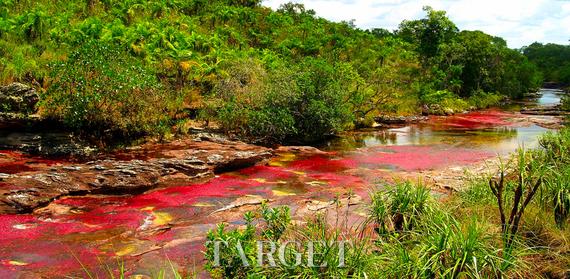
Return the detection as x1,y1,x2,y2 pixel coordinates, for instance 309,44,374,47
262,0,570,49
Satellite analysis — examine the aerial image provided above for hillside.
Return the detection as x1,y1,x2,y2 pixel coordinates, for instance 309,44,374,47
0,1,542,143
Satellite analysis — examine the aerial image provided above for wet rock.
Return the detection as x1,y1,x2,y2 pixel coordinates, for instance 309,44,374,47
213,150,273,173
374,115,428,125
275,146,328,156
521,106,570,116
0,137,272,214
211,195,268,214
0,113,40,129
0,83,97,157
194,133,233,144
526,115,565,129
0,131,97,157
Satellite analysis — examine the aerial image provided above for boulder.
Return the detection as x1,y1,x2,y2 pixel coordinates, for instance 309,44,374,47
521,105,570,116
421,104,457,116
0,131,96,157
275,145,329,156
0,83,39,113
0,83,40,129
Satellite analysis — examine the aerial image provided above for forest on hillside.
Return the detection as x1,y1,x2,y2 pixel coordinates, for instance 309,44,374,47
0,0,550,143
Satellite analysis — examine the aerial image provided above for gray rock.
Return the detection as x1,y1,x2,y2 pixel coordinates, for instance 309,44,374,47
0,83,39,113
374,115,428,125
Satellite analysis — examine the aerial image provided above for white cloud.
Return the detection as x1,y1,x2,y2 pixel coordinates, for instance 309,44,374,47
262,0,570,48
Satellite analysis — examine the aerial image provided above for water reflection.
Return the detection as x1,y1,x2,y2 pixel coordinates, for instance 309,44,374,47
320,89,559,155
322,124,548,155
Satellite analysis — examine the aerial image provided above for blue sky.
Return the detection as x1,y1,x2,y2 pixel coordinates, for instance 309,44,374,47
263,0,570,48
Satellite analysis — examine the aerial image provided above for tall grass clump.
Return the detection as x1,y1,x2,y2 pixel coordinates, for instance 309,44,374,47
203,201,376,279
369,182,523,278
369,181,430,234
539,129,570,227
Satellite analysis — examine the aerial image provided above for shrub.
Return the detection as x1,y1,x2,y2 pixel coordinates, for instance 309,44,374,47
468,90,503,109
41,40,183,139
421,89,470,113
420,89,456,105
203,57,354,143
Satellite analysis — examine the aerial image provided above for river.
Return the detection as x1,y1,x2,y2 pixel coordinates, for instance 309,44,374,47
0,89,565,277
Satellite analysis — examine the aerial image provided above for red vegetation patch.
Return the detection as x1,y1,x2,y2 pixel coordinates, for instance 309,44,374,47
0,150,63,174
431,110,513,130
354,145,493,171
307,172,366,188
288,155,357,173
238,165,295,180
0,214,45,242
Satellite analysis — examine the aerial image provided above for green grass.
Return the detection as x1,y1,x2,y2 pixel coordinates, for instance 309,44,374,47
200,129,570,278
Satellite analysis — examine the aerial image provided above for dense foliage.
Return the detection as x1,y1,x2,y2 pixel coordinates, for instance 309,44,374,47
523,42,570,85
42,41,183,138
398,7,542,100
0,1,542,143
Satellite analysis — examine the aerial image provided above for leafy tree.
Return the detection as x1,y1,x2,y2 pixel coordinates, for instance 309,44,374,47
397,6,458,64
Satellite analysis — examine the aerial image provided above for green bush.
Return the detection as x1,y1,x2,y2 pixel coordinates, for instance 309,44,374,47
468,90,503,109
420,89,470,113
41,41,182,138
203,57,354,143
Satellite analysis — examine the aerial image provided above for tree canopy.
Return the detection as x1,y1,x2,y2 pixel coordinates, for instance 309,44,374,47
523,42,570,85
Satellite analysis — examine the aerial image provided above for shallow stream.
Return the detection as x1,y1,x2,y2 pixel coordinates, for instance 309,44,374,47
0,89,565,277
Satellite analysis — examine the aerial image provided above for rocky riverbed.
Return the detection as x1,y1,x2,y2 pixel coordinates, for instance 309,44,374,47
0,135,272,214
0,88,566,277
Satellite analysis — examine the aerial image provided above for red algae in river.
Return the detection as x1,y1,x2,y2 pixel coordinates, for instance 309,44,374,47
0,132,503,277
0,150,64,174
355,145,493,171
238,165,295,180
288,155,357,172
431,110,513,130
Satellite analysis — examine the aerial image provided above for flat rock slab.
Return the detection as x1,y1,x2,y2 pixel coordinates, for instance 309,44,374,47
0,136,272,214
374,115,428,125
